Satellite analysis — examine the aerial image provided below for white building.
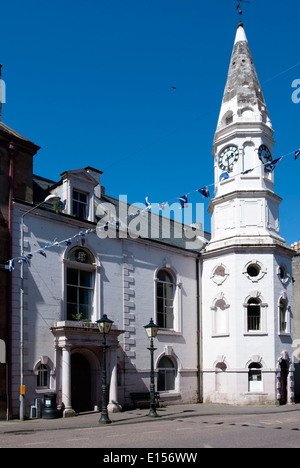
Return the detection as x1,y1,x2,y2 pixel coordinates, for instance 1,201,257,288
11,167,207,417
5,21,295,419
201,22,294,405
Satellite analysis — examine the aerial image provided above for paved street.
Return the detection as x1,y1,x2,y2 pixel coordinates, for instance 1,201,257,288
1,404,300,450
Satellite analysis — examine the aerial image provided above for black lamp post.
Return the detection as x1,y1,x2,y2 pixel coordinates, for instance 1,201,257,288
144,318,159,418
96,314,114,424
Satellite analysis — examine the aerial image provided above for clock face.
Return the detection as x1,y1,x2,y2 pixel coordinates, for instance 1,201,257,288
258,144,272,164
218,145,239,172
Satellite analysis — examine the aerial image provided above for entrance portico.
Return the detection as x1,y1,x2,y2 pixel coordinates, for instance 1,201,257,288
51,321,124,417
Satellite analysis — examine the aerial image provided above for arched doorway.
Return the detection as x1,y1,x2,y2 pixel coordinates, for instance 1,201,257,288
71,353,92,413
279,360,288,406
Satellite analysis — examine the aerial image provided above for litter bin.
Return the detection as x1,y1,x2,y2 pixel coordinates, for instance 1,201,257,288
42,393,60,419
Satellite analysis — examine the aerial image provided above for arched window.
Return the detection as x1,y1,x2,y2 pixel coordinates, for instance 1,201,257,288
156,269,175,329
279,297,288,334
248,363,262,392
66,247,96,321
157,356,176,392
37,364,49,388
247,298,261,331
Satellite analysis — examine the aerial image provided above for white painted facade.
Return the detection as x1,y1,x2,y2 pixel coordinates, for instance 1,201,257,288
201,23,294,405
10,189,202,417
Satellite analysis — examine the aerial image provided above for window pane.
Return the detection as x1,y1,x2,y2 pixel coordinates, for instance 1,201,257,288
157,282,164,297
157,311,165,328
159,357,175,369
67,268,78,285
165,370,175,390
67,302,77,320
80,270,92,287
157,297,164,312
165,307,174,328
165,283,174,300
67,285,77,303
79,304,90,320
80,192,87,202
79,289,91,306
157,370,166,391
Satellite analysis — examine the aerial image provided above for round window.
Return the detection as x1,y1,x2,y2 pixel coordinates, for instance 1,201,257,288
247,264,261,277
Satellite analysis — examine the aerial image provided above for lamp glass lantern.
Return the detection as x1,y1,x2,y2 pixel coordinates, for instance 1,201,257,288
96,314,114,335
144,318,159,339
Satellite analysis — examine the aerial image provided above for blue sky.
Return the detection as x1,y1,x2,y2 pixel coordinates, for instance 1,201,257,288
1,0,299,244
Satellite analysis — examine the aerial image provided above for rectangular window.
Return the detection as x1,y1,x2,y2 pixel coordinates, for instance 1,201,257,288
72,190,88,219
67,268,93,321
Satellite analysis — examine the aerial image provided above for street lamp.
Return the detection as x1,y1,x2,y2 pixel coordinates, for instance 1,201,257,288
96,314,114,424
144,318,159,418
19,194,60,421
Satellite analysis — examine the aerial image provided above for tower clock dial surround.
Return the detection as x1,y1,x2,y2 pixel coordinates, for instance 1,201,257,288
218,145,239,172
258,144,272,165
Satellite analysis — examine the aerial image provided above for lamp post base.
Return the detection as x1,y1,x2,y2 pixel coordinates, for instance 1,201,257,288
99,413,112,424
147,407,159,418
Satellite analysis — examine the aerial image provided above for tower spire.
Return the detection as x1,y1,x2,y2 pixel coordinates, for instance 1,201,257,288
215,21,272,133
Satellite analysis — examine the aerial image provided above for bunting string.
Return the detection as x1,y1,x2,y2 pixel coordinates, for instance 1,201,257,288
6,147,299,271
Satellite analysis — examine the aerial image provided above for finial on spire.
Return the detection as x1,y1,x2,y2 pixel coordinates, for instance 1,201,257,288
235,0,250,17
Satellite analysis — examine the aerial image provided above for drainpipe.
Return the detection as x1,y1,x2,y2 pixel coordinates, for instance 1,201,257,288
7,141,17,419
196,254,203,403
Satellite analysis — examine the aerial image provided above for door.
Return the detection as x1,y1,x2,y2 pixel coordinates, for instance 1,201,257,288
279,360,288,405
71,353,92,413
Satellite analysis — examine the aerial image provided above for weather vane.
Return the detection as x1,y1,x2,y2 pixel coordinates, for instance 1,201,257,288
235,0,250,16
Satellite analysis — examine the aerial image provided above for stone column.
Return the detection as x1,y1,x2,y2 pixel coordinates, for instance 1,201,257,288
62,346,75,417
108,347,122,413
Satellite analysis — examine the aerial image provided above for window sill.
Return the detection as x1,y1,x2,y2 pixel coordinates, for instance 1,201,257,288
157,329,182,337
212,333,230,338
243,332,268,337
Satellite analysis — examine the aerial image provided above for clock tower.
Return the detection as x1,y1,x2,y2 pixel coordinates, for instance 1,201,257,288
201,22,295,405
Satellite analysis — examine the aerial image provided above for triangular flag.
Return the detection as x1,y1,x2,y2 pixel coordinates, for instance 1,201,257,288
37,250,47,257
178,195,188,209
264,157,283,173
198,186,210,198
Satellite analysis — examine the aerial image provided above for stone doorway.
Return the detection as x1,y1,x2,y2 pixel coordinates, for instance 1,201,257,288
71,353,92,413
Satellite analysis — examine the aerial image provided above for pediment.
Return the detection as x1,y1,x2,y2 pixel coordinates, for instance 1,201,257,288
61,168,98,187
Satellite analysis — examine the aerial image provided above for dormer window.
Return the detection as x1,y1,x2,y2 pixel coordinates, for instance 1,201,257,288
56,167,101,222
72,190,88,219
